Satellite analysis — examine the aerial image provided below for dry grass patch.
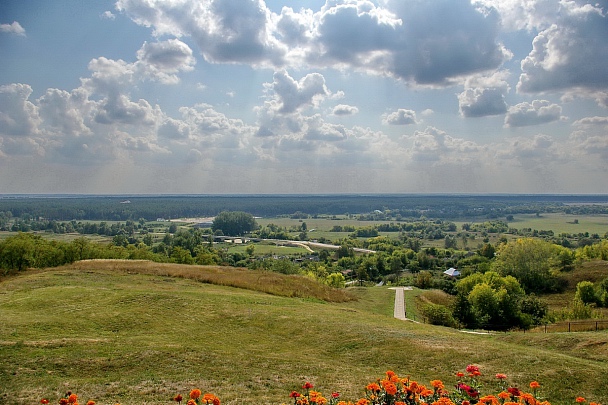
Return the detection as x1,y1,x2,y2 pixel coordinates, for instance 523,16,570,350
66,260,356,303
417,289,455,307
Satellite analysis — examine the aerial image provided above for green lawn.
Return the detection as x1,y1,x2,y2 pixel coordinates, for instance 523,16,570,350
1,264,608,405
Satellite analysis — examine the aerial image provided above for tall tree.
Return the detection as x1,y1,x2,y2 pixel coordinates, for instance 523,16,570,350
211,211,258,236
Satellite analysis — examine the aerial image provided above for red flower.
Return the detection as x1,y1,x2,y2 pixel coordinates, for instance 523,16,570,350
174,394,183,403
331,393,340,399
456,372,465,378
576,398,586,403
40,400,49,405
457,383,478,398
495,374,507,380
290,392,302,398
303,382,314,390
508,387,521,397
466,365,480,374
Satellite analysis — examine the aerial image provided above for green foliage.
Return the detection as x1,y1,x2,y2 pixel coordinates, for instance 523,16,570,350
575,281,599,305
455,271,527,330
576,240,608,261
555,299,598,320
419,302,456,327
212,211,258,236
414,271,433,289
326,272,346,288
519,294,549,325
492,238,564,293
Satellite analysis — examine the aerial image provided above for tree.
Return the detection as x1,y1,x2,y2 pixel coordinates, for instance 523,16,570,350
212,211,257,236
326,272,346,288
455,271,526,330
492,238,563,293
575,281,598,305
0,233,36,272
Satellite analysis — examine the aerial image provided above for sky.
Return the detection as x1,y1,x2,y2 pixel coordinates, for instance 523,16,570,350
1,0,607,194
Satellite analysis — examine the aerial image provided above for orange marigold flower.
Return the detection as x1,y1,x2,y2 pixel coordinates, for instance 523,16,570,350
496,374,507,380
174,394,183,402
190,389,202,400
68,394,78,404
432,397,456,405
366,383,381,392
421,389,434,397
384,383,398,396
456,372,465,378
576,398,586,403
498,392,511,400
187,400,196,405
479,395,499,405
430,380,444,389
530,382,540,390
356,399,370,405
520,393,536,405
396,402,406,405
386,370,396,380
203,393,216,403
60,399,69,405
86,401,95,405
40,400,49,404
213,396,221,405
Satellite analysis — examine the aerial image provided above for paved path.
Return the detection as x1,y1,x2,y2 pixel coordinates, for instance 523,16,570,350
389,287,412,320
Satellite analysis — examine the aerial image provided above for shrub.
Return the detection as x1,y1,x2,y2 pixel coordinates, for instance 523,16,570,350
420,302,456,327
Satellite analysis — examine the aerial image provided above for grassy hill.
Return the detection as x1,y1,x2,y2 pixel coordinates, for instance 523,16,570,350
1,261,607,405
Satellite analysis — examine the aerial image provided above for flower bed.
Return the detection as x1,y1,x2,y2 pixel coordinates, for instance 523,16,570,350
286,366,600,405
39,366,600,405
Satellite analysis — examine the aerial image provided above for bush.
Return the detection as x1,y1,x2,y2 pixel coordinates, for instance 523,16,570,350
420,302,456,327
575,281,599,305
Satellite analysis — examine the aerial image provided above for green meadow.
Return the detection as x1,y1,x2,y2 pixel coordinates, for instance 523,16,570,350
506,213,608,235
1,261,607,405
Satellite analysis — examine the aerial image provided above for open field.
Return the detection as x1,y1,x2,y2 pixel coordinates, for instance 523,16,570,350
2,261,608,405
506,213,608,235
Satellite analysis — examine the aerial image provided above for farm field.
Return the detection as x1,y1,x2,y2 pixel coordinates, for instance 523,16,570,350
1,261,608,405
505,213,608,235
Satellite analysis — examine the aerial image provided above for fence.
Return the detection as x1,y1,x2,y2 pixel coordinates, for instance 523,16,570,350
412,315,608,333
527,320,608,333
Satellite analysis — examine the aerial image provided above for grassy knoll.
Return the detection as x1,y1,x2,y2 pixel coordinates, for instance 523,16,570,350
540,260,608,317
1,263,608,405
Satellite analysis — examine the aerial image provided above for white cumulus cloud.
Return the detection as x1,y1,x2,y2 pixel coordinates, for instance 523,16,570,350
0,21,26,36
504,100,564,127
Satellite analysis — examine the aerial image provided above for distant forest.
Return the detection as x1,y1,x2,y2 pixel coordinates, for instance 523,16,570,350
1,194,608,221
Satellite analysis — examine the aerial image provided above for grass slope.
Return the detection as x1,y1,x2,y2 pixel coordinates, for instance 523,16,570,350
1,262,607,405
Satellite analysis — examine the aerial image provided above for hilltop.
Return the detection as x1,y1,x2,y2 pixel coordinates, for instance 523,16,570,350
1,261,607,405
